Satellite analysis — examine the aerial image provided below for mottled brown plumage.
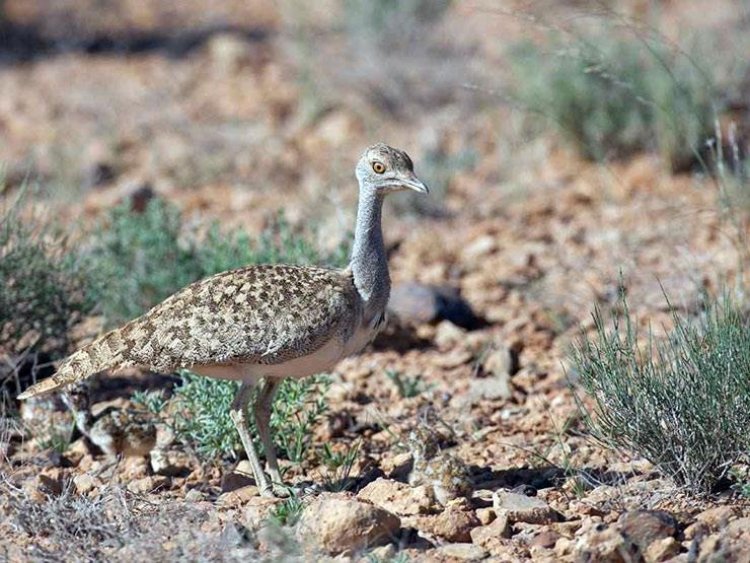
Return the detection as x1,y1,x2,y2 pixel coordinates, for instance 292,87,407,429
19,143,429,497
20,265,359,396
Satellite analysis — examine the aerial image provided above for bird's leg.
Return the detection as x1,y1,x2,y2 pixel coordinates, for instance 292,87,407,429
255,378,283,488
229,381,273,497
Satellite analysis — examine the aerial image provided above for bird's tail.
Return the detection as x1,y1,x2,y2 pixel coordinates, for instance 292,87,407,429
17,327,128,400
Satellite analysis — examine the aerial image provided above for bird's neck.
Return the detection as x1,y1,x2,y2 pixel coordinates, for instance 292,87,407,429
350,188,390,319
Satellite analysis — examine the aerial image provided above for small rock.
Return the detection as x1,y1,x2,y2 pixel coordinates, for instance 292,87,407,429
574,525,630,562
476,507,496,526
368,544,397,561
404,501,481,543
243,496,284,529
217,485,260,508
206,32,253,73
221,467,256,493
434,321,466,349
530,529,560,548
150,448,191,476
127,475,169,494
73,473,99,495
644,536,681,562
388,283,481,329
617,510,678,554
470,513,511,552
357,478,437,516
462,235,497,261
388,282,439,324
436,543,488,561
467,376,512,402
492,491,562,525
296,494,400,556
690,505,736,534
185,488,208,502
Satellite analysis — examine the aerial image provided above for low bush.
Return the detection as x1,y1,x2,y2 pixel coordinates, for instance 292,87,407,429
572,290,750,492
171,372,330,463
87,198,349,326
0,195,94,414
510,30,717,171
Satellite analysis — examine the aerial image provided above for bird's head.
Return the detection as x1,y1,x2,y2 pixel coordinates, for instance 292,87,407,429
355,143,429,195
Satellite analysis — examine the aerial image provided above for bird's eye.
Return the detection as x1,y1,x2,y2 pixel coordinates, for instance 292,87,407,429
372,162,386,174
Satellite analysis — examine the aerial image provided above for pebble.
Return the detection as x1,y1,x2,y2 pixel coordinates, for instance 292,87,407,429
295,494,401,556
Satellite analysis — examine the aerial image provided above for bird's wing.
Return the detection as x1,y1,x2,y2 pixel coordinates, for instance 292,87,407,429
117,264,359,372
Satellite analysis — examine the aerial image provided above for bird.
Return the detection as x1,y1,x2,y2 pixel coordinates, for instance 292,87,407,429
18,143,429,497
407,425,473,506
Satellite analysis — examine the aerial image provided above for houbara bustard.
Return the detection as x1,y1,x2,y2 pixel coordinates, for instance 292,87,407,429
19,143,429,497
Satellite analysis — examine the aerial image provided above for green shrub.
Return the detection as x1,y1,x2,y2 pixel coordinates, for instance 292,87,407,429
171,372,330,463
85,199,202,325
343,0,452,39
572,290,750,492
0,199,94,352
0,194,94,414
87,198,349,326
509,31,716,171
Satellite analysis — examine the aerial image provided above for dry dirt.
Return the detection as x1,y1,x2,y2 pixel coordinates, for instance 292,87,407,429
2,1,750,562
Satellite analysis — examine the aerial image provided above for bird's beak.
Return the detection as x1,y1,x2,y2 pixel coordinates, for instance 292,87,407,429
402,174,430,194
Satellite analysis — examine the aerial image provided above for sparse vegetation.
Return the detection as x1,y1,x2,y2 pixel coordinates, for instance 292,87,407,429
509,29,717,170
87,198,349,327
572,290,750,492
269,493,305,527
318,441,360,492
0,480,258,561
385,369,431,399
0,193,94,414
171,372,330,463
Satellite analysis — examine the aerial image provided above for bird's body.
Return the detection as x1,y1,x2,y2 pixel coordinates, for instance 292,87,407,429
19,143,428,497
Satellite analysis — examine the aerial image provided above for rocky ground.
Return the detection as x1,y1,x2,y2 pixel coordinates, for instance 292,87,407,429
2,1,750,561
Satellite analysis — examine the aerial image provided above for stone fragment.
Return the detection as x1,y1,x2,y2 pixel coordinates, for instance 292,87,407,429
368,544,397,561
476,507,496,526
388,282,481,329
242,496,284,529
217,485,260,508
530,528,560,548
644,536,681,562
357,478,437,516
73,473,100,495
127,475,169,494
404,500,481,543
470,513,511,552
184,488,208,502
434,321,466,349
296,494,400,556
436,543,488,561
462,235,496,261
492,491,562,525
150,448,192,477
574,525,630,563
685,505,737,539
221,464,256,493
617,510,678,554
